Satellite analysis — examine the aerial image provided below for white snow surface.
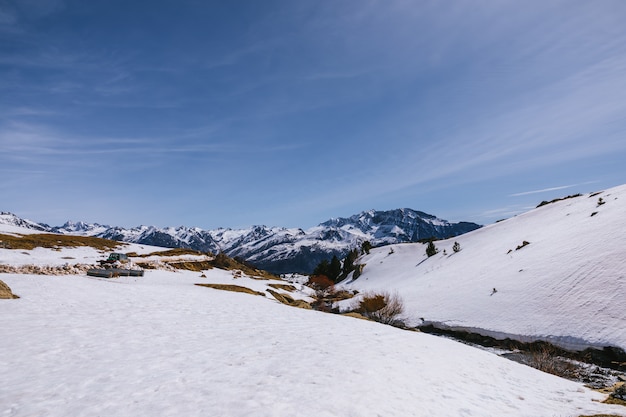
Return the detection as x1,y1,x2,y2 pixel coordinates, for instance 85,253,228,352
342,185,626,351
2,270,626,417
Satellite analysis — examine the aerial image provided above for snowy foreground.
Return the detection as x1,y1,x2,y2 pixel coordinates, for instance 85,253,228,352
343,185,626,352
2,270,626,417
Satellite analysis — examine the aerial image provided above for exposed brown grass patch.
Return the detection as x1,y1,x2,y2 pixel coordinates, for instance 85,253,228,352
603,396,626,406
0,279,19,299
328,289,356,302
341,312,369,320
195,283,265,296
267,289,294,304
578,415,623,417
132,248,207,258
166,261,214,272
289,299,312,310
266,289,312,310
210,253,278,280
268,283,297,292
134,262,159,270
0,233,122,251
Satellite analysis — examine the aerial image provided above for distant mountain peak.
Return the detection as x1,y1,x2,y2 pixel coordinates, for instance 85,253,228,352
0,212,49,232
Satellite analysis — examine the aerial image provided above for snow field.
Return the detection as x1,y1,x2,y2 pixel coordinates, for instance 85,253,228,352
2,270,626,417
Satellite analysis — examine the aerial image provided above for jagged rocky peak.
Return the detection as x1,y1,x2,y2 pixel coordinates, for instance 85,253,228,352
320,208,452,231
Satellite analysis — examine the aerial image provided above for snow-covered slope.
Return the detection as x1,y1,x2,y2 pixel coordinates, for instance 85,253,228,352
342,185,626,352
2,270,625,417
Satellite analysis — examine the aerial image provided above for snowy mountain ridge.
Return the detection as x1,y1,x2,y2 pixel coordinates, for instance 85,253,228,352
1,209,480,274
0,212,49,232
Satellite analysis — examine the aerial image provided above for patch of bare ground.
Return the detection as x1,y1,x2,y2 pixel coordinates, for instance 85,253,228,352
164,261,214,272
341,312,369,320
268,283,297,292
579,415,622,417
266,289,312,310
0,263,94,275
194,283,265,297
130,248,207,258
142,251,278,280
0,233,122,251
0,279,19,299
600,382,626,407
210,253,278,280
418,325,626,388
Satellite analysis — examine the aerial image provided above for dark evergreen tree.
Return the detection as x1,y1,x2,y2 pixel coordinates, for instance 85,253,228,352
329,255,342,282
313,259,330,277
342,249,359,277
426,240,438,257
361,240,372,255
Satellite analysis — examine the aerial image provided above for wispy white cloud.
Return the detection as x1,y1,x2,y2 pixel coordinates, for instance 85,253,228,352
509,182,598,197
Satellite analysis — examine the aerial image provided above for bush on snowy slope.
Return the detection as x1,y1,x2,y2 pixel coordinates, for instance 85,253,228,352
354,291,405,325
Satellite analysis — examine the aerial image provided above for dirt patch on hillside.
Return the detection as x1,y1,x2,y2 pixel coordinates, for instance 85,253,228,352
195,283,266,297
164,261,214,272
0,263,94,275
130,248,207,257
268,283,297,292
0,233,121,251
0,279,19,299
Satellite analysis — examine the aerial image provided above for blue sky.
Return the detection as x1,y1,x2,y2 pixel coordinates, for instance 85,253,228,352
1,0,626,229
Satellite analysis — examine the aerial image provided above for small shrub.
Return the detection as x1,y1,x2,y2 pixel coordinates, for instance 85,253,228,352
307,275,336,311
356,291,404,325
526,344,577,379
307,275,335,291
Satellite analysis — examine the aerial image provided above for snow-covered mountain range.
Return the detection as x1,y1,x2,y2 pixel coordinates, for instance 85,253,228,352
1,209,481,274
